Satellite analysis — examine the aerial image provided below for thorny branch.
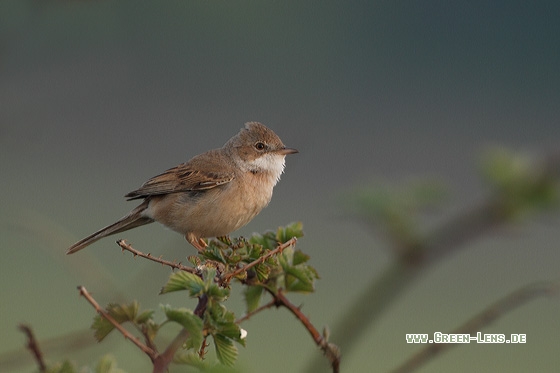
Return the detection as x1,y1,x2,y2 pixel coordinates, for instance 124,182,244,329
222,237,297,283
79,237,336,371
234,287,341,372
235,299,277,324
270,289,341,373
78,285,198,373
117,239,197,274
77,286,157,360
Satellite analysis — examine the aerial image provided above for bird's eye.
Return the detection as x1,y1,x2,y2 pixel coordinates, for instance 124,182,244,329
254,142,266,150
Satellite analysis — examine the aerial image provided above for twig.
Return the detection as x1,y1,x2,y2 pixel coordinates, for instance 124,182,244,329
117,240,197,274
222,237,297,283
80,236,331,371
0,329,93,372
18,324,47,372
77,286,157,360
391,281,559,373
78,285,205,373
153,328,190,373
235,298,277,324
271,289,341,373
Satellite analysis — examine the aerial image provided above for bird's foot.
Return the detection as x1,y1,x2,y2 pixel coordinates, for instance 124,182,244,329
186,233,208,252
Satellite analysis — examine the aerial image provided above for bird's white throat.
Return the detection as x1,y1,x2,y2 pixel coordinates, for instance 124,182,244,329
244,153,286,183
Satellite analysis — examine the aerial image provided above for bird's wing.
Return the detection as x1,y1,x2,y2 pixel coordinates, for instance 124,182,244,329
125,156,234,200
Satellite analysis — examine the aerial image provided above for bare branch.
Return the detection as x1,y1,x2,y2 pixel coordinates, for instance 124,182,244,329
117,239,197,274
270,289,340,373
153,328,190,373
77,286,157,360
236,299,277,324
18,324,47,372
76,233,327,372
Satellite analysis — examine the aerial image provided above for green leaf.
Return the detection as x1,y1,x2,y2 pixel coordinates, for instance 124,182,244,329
46,360,76,373
247,243,264,260
217,235,233,246
200,267,230,301
142,319,160,343
92,314,115,342
173,350,208,369
292,249,310,266
213,333,238,367
95,355,126,373
163,305,204,350
136,310,154,324
201,245,228,263
187,255,201,267
276,221,304,243
91,302,150,341
203,267,218,287
243,285,264,313
205,302,245,343
285,266,315,293
207,302,233,324
218,323,245,347
108,302,138,323
480,148,560,217
481,147,531,189
161,271,204,296
276,246,319,293
249,231,277,250
206,283,230,301
95,354,114,373
254,263,271,282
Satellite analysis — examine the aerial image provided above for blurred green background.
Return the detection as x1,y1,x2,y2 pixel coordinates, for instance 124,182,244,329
1,1,559,372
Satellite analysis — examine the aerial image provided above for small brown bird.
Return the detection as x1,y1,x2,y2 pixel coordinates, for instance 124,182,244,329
66,122,297,254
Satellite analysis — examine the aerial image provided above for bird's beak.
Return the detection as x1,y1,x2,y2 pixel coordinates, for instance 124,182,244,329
277,147,299,155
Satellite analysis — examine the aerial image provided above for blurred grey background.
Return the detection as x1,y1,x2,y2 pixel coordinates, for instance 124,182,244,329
1,1,559,372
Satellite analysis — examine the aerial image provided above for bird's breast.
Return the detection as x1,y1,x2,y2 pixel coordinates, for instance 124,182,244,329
145,171,276,238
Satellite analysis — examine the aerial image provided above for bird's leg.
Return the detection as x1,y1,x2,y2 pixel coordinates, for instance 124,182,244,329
186,232,207,252
196,237,208,250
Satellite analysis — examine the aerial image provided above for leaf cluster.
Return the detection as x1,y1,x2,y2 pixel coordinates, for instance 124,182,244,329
480,147,560,217
86,222,317,370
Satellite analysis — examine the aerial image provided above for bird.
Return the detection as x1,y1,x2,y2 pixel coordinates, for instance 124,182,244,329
66,122,297,254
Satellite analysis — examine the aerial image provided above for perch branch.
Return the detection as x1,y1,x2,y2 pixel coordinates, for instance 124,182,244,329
117,239,197,274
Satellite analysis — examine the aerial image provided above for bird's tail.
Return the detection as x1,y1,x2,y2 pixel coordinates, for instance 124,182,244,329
66,201,153,254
